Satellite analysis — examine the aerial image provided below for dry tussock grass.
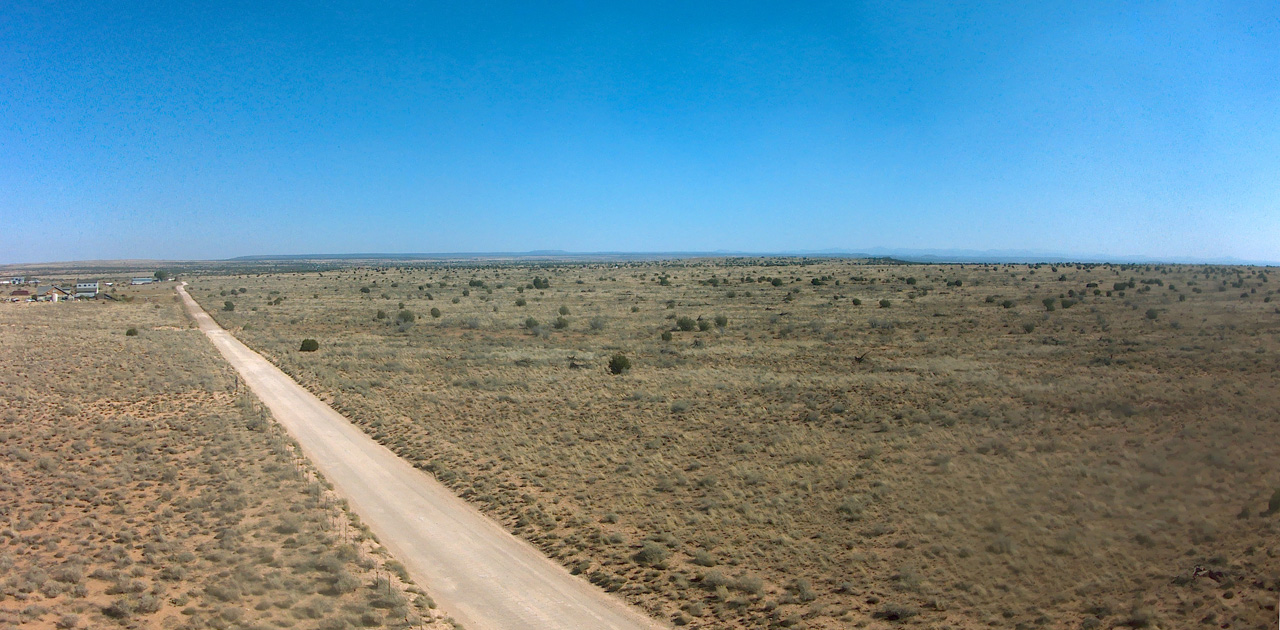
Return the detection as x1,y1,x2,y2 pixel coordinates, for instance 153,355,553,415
0,296,449,630
187,259,1279,629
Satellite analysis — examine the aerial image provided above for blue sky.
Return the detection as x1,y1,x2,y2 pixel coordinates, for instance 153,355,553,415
2,1,1277,263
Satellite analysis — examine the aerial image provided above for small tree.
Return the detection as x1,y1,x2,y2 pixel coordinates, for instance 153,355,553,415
1145,308,1158,320
430,307,441,318
300,339,319,352
153,270,169,281
878,299,891,308
223,301,235,312
525,317,540,329
608,353,631,375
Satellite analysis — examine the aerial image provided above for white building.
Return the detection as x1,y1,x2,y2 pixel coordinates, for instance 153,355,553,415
75,281,100,298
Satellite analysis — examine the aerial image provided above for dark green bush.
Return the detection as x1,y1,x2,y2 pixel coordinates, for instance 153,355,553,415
125,327,138,336
223,301,235,312
878,299,891,308
430,307,441,318
676,316,696,331
300,339,319,352
608,353,631,375
397,309,415,323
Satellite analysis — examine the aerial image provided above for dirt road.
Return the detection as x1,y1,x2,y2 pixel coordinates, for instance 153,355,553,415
177,284,666,630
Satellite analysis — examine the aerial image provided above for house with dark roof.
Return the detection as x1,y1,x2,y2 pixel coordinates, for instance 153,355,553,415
36,286,72,302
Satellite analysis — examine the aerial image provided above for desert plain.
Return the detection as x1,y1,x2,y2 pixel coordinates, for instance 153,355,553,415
4,257,1278,629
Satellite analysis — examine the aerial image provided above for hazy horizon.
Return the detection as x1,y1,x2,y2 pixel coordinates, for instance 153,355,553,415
4,2,1277,264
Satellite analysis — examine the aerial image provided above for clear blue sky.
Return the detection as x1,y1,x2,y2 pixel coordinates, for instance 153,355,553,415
3,1,1277,263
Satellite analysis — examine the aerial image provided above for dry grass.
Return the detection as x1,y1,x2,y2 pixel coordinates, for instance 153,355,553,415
0,293,450,630
178,259,1280,629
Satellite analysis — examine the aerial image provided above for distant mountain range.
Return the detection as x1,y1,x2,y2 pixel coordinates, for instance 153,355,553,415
5,248,1276,270
227,248,1278,266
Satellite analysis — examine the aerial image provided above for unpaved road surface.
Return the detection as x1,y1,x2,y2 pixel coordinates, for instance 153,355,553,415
178,284,665,630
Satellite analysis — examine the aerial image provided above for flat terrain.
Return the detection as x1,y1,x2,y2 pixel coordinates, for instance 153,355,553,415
177,283,664,630
0,288,449,629
179,258,1280,629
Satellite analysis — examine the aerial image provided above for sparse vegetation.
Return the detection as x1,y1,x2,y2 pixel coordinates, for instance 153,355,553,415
0,291,448,630
167,258,1279,630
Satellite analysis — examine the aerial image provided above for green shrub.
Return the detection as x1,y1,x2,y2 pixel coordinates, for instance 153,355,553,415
397,309,415,323
553,316,569,329
376,310,387,319
1042,297,1056,311
676,316,696,331
714,314,728,328
125,327,138,336
430,307,441,318
851,298,862,306
300,339,319,352
878,299,891,308
608,353,631,375
515,298,526,307
1145,308,1158,320
558,305,570,315
697,319,712,331
660,331,673,342
632,541,668,565
525,317,540,329
223,301,235,312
